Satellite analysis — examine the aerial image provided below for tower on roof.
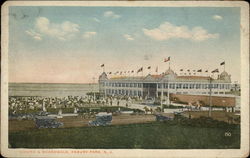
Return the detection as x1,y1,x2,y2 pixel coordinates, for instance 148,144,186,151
218,71,231,82
165,67,175,75
99,72,108,81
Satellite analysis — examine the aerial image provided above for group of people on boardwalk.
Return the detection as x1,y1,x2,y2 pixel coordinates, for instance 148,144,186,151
8,95,141,114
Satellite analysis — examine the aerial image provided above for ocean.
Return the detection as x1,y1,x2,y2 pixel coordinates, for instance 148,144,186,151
9,83,99,97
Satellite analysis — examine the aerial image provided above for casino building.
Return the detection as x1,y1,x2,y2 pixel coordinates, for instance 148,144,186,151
98,68,232,99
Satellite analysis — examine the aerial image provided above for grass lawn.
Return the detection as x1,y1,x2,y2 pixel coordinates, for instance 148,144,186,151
9,122,240,149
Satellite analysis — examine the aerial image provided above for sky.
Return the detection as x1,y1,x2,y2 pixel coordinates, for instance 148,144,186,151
8,6,240,83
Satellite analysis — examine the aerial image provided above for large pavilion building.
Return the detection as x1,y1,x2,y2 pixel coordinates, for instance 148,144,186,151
98,68,233,99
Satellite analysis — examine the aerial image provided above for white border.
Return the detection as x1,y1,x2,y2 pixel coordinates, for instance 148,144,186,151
1,1,249,158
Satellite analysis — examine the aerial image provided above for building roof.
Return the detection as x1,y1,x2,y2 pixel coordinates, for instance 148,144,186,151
103,69,231,83
165,68,175,75
150,75,163,79
110,76,144,80
176,76,211,80
220,71,229,76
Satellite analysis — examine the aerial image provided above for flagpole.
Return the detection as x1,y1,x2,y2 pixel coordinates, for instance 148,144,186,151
224,63,225,72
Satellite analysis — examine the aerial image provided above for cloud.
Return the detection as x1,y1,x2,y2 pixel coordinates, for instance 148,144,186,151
27,17,80,41
143,22,219,42
213,15,223,20
123,34,134,41
83,32,97,39
93,18,100,23
25,29,42,40
103,11,121,19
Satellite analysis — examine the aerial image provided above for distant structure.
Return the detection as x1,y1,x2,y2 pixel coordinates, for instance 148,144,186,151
98,68,232,99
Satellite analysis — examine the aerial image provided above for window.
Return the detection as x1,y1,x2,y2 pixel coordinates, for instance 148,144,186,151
134,83,137,87
176,83,182,89
196,84,201,89
134,91,138,95
204,84,209,89
206,84,210,89
158,84,161,88
183,84,188,89
126,90,128,95
169,83,175,89
208,84,212,89
189,84,192,89
164,83,168,89
201,84,205,89
189,84,195,89
158,83,164,88
214,84,218,89
219,84,225,89
138,91,141,96
129,90,132,95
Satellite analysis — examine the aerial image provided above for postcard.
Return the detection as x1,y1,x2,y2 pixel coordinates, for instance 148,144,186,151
1,1,249,157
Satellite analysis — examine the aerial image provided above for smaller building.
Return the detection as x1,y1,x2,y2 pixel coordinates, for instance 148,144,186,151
170,93,236,107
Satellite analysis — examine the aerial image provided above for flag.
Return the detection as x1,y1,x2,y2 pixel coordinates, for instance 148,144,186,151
131,70,134,73
180,69,183,71
164,56,170,62
155,66,158,72
197,69,202,72
211,69,219,73
109,72,112,74
205,70,208,72
137,67,143,73
101,64,104,67
147,66,151,69
187,69,190,72
220,61,225,65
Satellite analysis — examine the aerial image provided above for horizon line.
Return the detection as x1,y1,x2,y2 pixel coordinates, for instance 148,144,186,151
9,82,98,84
